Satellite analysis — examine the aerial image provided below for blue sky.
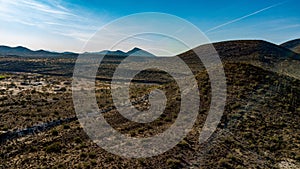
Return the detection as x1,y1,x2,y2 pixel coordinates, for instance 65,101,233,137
0,0,300,55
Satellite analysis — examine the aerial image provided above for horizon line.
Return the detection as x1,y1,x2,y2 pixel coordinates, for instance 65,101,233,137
0,37,297,56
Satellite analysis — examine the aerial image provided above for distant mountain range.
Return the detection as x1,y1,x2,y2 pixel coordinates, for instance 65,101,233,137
91,47,156,57
1,39,299,59
0,46,156,58
1,38,300,80
0,46,77,58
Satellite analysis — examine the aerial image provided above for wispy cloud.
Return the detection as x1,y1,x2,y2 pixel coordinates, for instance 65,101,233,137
0,0,73,18
206,2,286,33
0,0,102,42
20,0,73,16
271,24,300,31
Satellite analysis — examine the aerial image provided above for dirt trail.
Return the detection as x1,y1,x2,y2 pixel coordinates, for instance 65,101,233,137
0,116,77,143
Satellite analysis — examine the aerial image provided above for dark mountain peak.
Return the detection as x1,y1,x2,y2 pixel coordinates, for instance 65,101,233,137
281,38,300,47
126,47,155,57
280,38,300,54
36,49,47,52
179,40,300,63
211,40,300,60
0,45,29,50
63,51,77,55
0,45,31,54
94,47,155,57
115,50,126,55
15,46,29,49
96,50,127,56
128,47,142,52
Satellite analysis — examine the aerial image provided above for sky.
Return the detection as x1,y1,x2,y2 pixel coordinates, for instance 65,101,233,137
0,0,300,55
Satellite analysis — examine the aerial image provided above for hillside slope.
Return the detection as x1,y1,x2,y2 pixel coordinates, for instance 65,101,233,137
0,62,299,168
179,40,300,79
281,39,300,54
180,40,300,62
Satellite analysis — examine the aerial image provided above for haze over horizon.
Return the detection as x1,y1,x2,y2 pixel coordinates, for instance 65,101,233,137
1,0,300,55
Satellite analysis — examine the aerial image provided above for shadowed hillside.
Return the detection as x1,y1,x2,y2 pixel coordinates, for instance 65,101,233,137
179,40,300,79
281,39,300,54
180,40,300,62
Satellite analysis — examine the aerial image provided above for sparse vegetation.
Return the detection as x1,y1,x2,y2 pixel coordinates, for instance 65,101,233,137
0,75,6,80
0,40,300,168
45,142,62,153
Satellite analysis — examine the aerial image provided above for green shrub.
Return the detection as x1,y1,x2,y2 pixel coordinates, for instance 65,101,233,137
80,152,87,159
51,130,59,136
90,160,97,166
63,124,70,129
218,158,232,168
88,152,97,159
45,142,62,153
177,140,189,148
166,158,181,168
74,137,82,144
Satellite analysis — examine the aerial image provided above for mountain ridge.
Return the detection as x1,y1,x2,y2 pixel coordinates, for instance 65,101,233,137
178,39,300,80
90,47,156,57
280,38,300,54
1,39,300,59
0,45,156,58
179,39,300,61
0,45,76,58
